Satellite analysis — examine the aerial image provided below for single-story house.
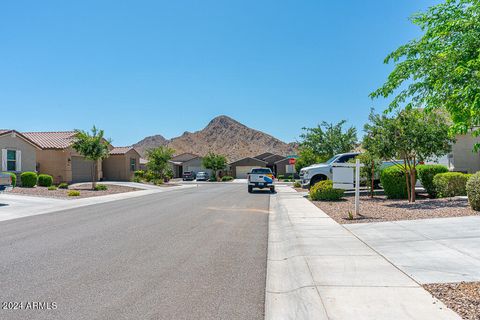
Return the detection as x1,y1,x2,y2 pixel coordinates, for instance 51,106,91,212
229,157,268,179
0,130,41,175
274,157,296,176
103,147,141,181
168,153,212,178
22,131,104,184
448,134,480,173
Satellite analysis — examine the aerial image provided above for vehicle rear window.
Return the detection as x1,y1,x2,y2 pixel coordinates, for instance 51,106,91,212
251,168,272,174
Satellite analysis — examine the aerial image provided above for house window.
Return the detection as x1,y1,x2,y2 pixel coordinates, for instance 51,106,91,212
7,150,16,171
130,158,136,171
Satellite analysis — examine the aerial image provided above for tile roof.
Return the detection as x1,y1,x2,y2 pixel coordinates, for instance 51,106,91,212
22,131,76,149
109,147,135,155
0,130,42,148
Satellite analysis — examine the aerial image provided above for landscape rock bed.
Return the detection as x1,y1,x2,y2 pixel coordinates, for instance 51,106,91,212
10,184,140,199
312,195,478,224
423,282,480,320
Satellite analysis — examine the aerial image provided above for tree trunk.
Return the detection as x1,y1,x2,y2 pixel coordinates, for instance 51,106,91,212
404,159,411,202
410,165,416,203
370,160,374,198
91,161,97,189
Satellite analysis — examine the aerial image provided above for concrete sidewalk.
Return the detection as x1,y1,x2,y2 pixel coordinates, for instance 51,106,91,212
265,186,460,320
0,184,195,222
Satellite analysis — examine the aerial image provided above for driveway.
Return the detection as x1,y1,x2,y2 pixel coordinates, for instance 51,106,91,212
0,183,269,320
346,216,480,283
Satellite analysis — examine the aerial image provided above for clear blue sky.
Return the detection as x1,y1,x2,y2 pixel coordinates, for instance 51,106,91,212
0,0,440,146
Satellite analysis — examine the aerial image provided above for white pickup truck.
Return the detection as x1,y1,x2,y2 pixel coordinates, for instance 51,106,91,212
0,173,13,192
247,168,275,193
299,153,360,189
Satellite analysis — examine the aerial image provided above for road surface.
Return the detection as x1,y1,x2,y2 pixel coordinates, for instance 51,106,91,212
0,184,269,320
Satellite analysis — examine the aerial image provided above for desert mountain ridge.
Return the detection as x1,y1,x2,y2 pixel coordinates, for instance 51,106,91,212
133,115,296,161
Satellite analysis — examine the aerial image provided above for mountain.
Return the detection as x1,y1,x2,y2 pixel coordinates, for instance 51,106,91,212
133,115,296,161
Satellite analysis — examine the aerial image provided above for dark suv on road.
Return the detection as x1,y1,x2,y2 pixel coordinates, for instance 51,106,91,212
182,171,196,181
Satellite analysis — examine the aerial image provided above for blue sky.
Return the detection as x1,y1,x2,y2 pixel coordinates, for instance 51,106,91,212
0,0,440,146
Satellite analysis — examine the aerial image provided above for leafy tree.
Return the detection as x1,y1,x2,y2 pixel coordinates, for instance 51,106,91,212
356,152,382,198
202,152,227,181
370,0,480,147
72,126,111,189
363,108,454,202
296,120,357,170
146,146,175,181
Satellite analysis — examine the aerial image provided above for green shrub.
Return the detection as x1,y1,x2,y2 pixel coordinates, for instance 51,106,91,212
94,184,108,191
20,171,37,188
466,172,480,210
209,176,217,182
144,170,156,182
221,176,234,181
58,183,69,189
132,176,142,183
310,180,344,201
134,170,145,178
2,172,16,187
416,164,449,198
48,185,57,190
153,178,164,185
294,181,301,188
433,172,469,198
380,166,408,199
277,175,285,180
283,179,290,182
37,174,53,187
67,190,80,196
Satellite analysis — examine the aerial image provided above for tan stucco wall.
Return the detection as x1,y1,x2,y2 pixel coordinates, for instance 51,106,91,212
103,150,139,181
0,134,37,172
36,147,103,184
452,134,480,173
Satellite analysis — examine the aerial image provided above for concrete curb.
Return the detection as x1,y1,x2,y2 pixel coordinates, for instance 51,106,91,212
264,186,461,320
0,184,196,222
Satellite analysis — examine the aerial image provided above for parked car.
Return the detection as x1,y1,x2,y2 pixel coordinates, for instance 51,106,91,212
182,171,196,181
0,173,13,192
196,172,209,181
247,168,275,193
299,152,398,189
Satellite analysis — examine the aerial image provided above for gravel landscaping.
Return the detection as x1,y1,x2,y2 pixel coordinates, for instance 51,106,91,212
10,183,140,199
423,282,480,320
312,194,478,224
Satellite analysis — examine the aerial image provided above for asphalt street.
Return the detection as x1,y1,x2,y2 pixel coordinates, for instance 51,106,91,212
0,184,270,320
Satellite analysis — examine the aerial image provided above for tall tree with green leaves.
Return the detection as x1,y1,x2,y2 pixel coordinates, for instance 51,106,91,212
72,126,111,189
202,152,227,181
370,0,480,147
363,109,454,202
146,146,175,181
296,120,357,170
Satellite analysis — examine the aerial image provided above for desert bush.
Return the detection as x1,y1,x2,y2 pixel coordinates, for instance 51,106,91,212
209,176,217,182
67,190,80,196
37,174,53,187
293,181,301,188
48,185,57,190
310,180,344,201
2,172,16,187
132,176,142,183
153,178,164,185
94,184,108,191
58,182,69,189
433,172,469,198
466,172,480,210
380,166,408,199
134,170,145,178
20,172,37,188
144,170,156,182
416,164,449,197
277,175,285,180
221,176,234,181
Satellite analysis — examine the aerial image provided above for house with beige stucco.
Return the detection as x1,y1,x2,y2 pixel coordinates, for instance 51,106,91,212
21,131,141,184
0,130,41,175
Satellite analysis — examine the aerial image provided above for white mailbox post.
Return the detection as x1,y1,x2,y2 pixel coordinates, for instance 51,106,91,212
332,159,362,215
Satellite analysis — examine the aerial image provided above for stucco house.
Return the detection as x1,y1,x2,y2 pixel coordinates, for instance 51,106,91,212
229,157,268,178
0,130,41,175
169,153,212,178
229,153,296,178
103,147,141,181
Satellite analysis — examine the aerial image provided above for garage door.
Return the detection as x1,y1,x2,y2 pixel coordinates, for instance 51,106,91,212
235,166,258,179
71,156,93,182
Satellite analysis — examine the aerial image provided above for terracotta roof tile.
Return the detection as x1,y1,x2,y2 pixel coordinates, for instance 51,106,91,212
22,131,76,149
109,147,134,155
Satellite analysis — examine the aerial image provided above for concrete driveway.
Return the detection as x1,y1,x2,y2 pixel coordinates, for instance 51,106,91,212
346,216,480,283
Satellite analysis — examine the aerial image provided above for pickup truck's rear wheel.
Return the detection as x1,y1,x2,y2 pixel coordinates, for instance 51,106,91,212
248,185,253,193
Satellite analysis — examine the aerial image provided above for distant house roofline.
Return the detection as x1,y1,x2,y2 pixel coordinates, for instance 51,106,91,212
0,129,42,149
